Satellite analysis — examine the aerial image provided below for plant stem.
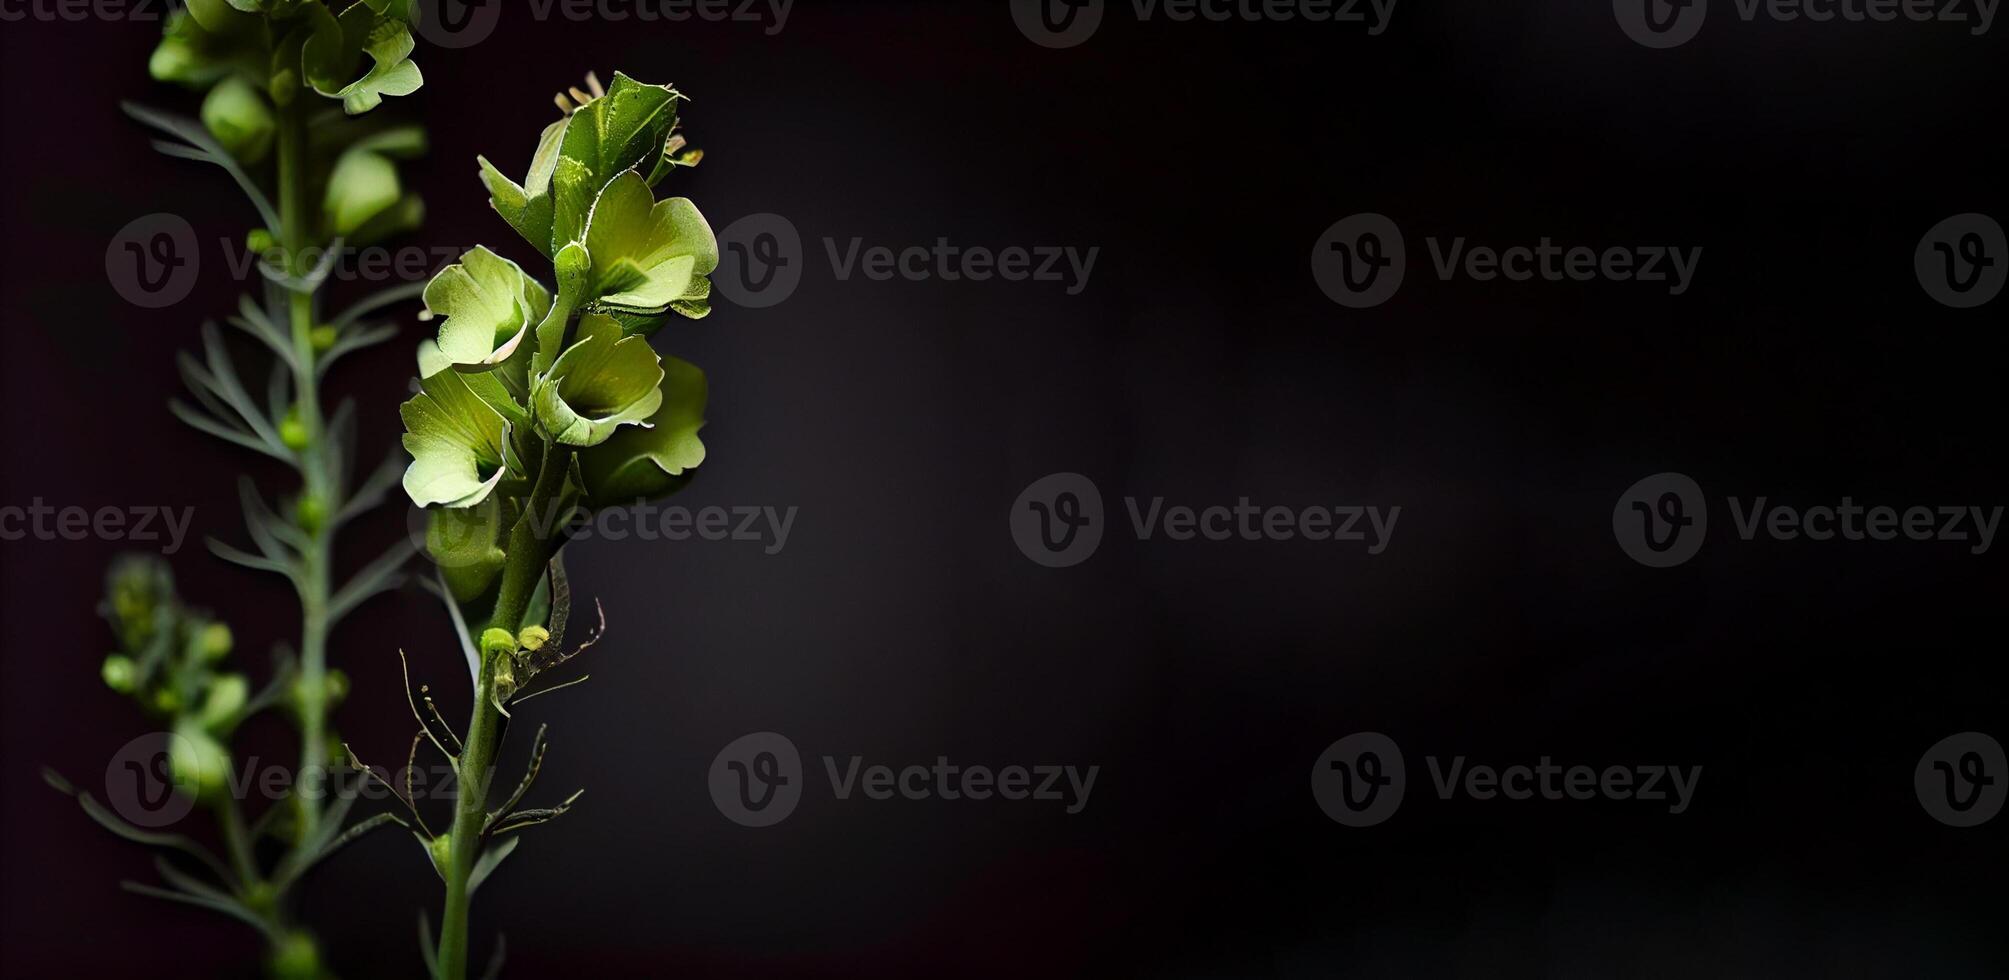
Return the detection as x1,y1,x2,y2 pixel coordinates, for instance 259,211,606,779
276,90,335,844
436,446,573,980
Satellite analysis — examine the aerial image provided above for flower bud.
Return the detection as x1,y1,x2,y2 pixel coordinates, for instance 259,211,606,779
199,622,234,661
201,77,275,165
197,674,249,731
295,495,326,535
101,655,137,693
279,407,311,451
480,628,517,661
310,324,339,353
169,722,230,803
518,625,550,651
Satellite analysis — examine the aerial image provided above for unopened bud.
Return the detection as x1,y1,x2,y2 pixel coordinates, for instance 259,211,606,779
101,655,137,693
517,625,550,651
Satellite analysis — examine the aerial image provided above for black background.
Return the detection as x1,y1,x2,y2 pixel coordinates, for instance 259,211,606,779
4,0,2007,976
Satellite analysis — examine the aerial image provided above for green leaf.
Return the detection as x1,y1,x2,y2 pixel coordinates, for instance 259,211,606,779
427,496,508,602
303,1,424,115
324,147,402,236
468,835,520,895
549,73,687,249
531,315,664,448
578,356,707,506
400,369,513,509
422,247,553,373
581,171,718,315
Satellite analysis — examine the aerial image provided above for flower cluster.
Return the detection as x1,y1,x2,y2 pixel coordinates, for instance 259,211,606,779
152,0,427,243
404,72,715,603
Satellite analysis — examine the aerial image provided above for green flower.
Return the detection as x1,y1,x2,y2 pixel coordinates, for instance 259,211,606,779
581,170,717,318
530,314,664,447
577,355,707,505
400,368,516,508
420,247,553,374
303,0,424,115
479,72,695,258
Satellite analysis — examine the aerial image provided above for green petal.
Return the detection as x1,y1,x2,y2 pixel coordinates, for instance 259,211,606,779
479,118,565,258
578,356,707,506
303,1,424,115
582,171,718,315
548,73,686,249
427,496,508,602
324,147,400,235
422,247,553,372
400,369,512,508
531,314,664,447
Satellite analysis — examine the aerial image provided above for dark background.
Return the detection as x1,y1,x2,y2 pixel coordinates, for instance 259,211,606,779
4,0,2007,976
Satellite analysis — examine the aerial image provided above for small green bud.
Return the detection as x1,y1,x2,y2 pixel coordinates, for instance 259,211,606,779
101,655,137,693
169,721,230,802
198,674,249,731
426,833,454,877
295,495,326,535
325,669,350,705
518,625,550,651
269,67,300,108
247,228,277,254
267,931,322,980
199,622,233,661
201,76,275,164
480,628,517,661
310,324,339,352
152,688,183,715
279,407,311,451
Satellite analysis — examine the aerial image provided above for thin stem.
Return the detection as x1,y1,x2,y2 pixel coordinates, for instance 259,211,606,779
277,84,335,845
436,446,572,980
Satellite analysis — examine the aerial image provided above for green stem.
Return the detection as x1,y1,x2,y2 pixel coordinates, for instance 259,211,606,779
276,86,335,844
436,446,572,980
